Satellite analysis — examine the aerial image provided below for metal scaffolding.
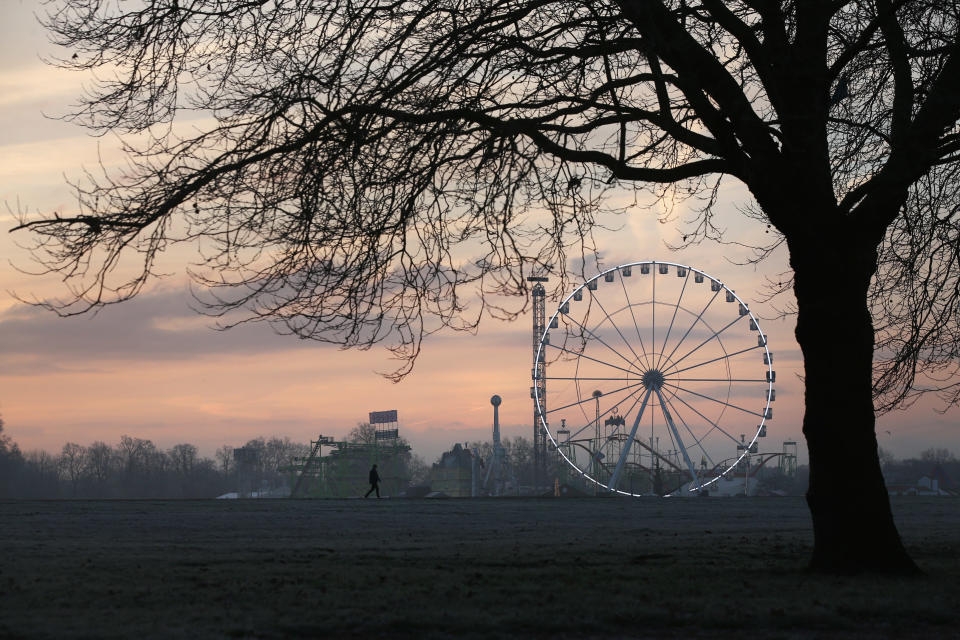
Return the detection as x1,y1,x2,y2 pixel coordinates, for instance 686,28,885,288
529,276,548,493
288,435,410,498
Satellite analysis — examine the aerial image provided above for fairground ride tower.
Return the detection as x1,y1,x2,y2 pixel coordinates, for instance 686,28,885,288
529,276,549,493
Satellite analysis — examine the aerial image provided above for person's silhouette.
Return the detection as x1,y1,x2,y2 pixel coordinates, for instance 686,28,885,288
365,464,381,498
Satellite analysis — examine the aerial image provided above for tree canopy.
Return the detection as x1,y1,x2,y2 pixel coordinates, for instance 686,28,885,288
15,0,960,395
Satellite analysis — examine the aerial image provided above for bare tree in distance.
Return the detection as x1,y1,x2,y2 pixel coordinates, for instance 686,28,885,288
59,442,88,497
919,447,958,465
215,444,235,477
0,416,25,498
169,443,199,476
86,441,115,485
0,416,16,459
348,421,415,451
346,423,379,446
13,0,960,573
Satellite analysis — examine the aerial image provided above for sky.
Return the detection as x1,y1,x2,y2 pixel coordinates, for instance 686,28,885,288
1,2,957,466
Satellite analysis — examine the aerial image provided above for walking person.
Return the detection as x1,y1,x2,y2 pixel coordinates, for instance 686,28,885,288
365,464,381,498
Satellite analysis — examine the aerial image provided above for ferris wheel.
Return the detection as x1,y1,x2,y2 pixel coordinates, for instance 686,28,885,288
534,261,775,496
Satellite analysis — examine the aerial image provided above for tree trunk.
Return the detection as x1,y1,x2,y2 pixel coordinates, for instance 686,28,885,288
792,246,919,574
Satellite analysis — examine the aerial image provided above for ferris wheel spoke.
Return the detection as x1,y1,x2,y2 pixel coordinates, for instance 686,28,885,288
656,269,690,370
675,378,768,383
618,274,653,369
662,392,716,469
669,345,763,377
651,264,657,366
665,382,766,418
589,292,649,371
664,314,742,373
545,342,638,377
607,387,653,491
547,380,645,418
666,390,742,447
655,388,700,487
563,313,640,372
545,377,635,381
663,396,700,448
660,403,680,462
659,286,723,370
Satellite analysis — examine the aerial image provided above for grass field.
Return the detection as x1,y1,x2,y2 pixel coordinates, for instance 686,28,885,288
1,497,958,639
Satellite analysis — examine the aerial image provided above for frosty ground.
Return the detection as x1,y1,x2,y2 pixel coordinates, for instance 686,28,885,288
1,497,958,639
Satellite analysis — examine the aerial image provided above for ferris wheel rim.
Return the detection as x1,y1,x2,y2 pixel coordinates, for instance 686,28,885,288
533,260,774,496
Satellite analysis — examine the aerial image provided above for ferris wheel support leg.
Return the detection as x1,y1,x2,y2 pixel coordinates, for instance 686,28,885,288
655,388,700,491
607,388,653,491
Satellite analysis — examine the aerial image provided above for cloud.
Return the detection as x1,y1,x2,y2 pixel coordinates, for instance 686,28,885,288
0,285,316,372
0,3,63,68
0,65,84,110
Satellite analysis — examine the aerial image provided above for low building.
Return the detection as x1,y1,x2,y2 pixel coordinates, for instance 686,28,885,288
886,466,958,496
429,443,475,497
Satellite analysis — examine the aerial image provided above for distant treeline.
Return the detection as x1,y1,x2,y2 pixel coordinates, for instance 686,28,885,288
880,447,959,490
2,415,955,498
0,417,308,499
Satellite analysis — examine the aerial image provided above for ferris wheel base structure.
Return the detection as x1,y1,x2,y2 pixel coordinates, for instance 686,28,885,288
534,260,776,497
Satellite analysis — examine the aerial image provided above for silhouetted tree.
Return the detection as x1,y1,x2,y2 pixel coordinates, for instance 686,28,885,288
347,423,378,445
15,0,960,572
85,441,115,486
168,443,198,495
467,436,536,488
507,436,534,486
169,443,199,476
263,436,309,472
0,416,25,498
919,447,957,465
878,446,897,472
24,450,61,497
881,448,959,490
239,437,268,493
117,435,149,476
0,431,248,498
406,453,430,485
59,442,88,497
348,423,419,487
215,444,235,476
235,436,309,493
0,416,17,458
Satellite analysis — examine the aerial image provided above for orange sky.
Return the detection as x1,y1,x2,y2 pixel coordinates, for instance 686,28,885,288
1,3,956,465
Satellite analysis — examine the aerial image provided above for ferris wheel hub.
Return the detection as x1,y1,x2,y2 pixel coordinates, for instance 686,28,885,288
641,369,666,390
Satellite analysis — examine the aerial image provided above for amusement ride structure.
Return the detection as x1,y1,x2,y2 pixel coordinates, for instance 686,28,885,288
283,261,795,499
528,276,550,492
288,410,410,498
534,260,778,496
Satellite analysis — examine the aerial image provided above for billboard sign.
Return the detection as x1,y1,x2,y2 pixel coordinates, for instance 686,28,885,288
369,409,398,424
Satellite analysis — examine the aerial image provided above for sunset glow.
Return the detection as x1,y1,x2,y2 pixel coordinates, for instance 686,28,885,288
1,2,956,468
